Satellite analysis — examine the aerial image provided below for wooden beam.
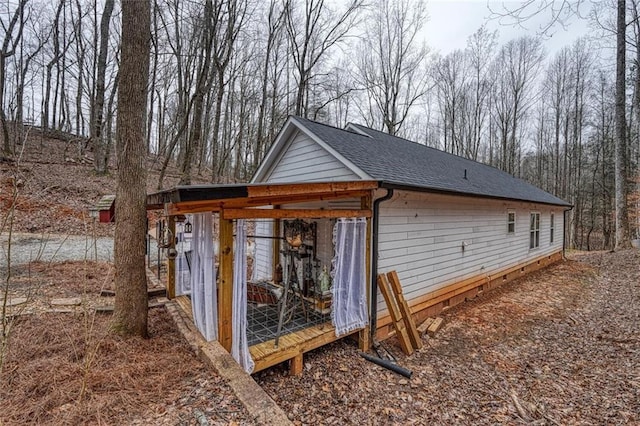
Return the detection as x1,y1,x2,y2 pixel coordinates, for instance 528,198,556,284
272,207,280,281
218,218,234,352
165,189,372,215
166,216,176,299
240,190,372,207
222,208,372,220
166,201,223,216
247,181,378,198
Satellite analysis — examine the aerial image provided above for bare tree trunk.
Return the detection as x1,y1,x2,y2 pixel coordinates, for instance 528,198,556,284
0,0,28,155
74,0,87,136
41,0,64,134
146,0,160,153
90,0,115,175
112,0,151,338
615,0,631,249
180,0,214,185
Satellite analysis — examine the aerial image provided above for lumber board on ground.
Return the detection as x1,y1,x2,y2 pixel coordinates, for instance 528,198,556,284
387,271,423,350
417,317,435,335
100,288,166,298
377,274,413,355
427,317,444,337
95,300,166,313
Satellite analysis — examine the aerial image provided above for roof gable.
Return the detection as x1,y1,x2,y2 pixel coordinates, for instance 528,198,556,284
251,116,370,183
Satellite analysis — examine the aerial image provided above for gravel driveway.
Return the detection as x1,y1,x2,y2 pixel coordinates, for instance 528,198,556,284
0,232,160,267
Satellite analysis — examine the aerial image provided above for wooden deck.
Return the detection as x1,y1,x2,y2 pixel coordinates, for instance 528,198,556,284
250,323,359,374
173,295,359,375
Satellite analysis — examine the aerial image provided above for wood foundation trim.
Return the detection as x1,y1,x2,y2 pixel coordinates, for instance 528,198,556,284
164,298,292,425
375,250,564,340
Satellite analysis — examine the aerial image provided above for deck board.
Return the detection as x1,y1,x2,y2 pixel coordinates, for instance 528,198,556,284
172,295,358,374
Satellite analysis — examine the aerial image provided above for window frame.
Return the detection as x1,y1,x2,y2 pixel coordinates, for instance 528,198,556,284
529,212,540,249
507,210,516,235
550,212,555,244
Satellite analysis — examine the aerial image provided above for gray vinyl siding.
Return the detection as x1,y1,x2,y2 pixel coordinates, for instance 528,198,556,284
252,219,273,282
376,190,564,315
264,131,360,183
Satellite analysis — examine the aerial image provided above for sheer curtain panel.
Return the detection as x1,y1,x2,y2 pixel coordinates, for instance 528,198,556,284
232,220,255,373
190,213,218,341
331,217,369,337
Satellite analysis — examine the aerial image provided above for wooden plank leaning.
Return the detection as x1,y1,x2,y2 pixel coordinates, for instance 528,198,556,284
387,271,423,350
377,273,413,355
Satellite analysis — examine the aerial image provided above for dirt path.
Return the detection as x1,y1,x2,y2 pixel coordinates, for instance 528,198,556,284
255,250,640,425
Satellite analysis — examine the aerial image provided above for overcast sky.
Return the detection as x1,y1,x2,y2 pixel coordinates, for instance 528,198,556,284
422,0,593,55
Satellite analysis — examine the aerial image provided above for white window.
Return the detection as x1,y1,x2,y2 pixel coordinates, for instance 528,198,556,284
550,213,555,244
530,212,540,249
507,210,516,234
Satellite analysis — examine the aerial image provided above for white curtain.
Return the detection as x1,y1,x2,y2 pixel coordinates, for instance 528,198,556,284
232,220,255,373
190,213,218,341
251,219,273,282
175,217,192,296
331,217,369,337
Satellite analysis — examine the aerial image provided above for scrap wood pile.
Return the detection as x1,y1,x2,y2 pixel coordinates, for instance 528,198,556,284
255,249,640,425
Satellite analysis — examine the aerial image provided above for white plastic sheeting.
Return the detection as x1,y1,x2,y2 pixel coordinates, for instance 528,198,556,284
331,217,369,337
190,213,218,341
232,220,255,373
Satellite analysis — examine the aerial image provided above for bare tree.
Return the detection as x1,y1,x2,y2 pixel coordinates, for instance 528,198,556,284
179,0,215,185
40,0,65,133
433,49,467,155
88,0,115,175
355,0,428,136
209,0,249,181
490,36,544,175
112,0,151,337
253,0,285,172
14,6,48,143
0,0,28,155
615,0,631,249
465,26,497,161
284,0,362,117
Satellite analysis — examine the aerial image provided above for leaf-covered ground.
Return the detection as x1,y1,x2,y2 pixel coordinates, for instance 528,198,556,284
0,127,186,237
0,261,258,426
255,250,640,425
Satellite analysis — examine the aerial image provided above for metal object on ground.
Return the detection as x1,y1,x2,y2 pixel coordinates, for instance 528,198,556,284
359,352,413,378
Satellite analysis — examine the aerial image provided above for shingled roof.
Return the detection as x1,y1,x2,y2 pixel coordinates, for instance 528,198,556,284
292,116,570,207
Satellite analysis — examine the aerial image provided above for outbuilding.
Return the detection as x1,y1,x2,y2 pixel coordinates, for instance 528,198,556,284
147,116,571,375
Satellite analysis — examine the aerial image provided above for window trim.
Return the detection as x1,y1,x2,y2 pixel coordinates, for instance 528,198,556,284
529,212,540,249
507,210,516,235
550,212,555,244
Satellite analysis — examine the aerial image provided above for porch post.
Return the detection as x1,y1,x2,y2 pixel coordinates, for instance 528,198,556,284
359,192,373,351
166,215,176,299
218,217,234,352
272,205,280,279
